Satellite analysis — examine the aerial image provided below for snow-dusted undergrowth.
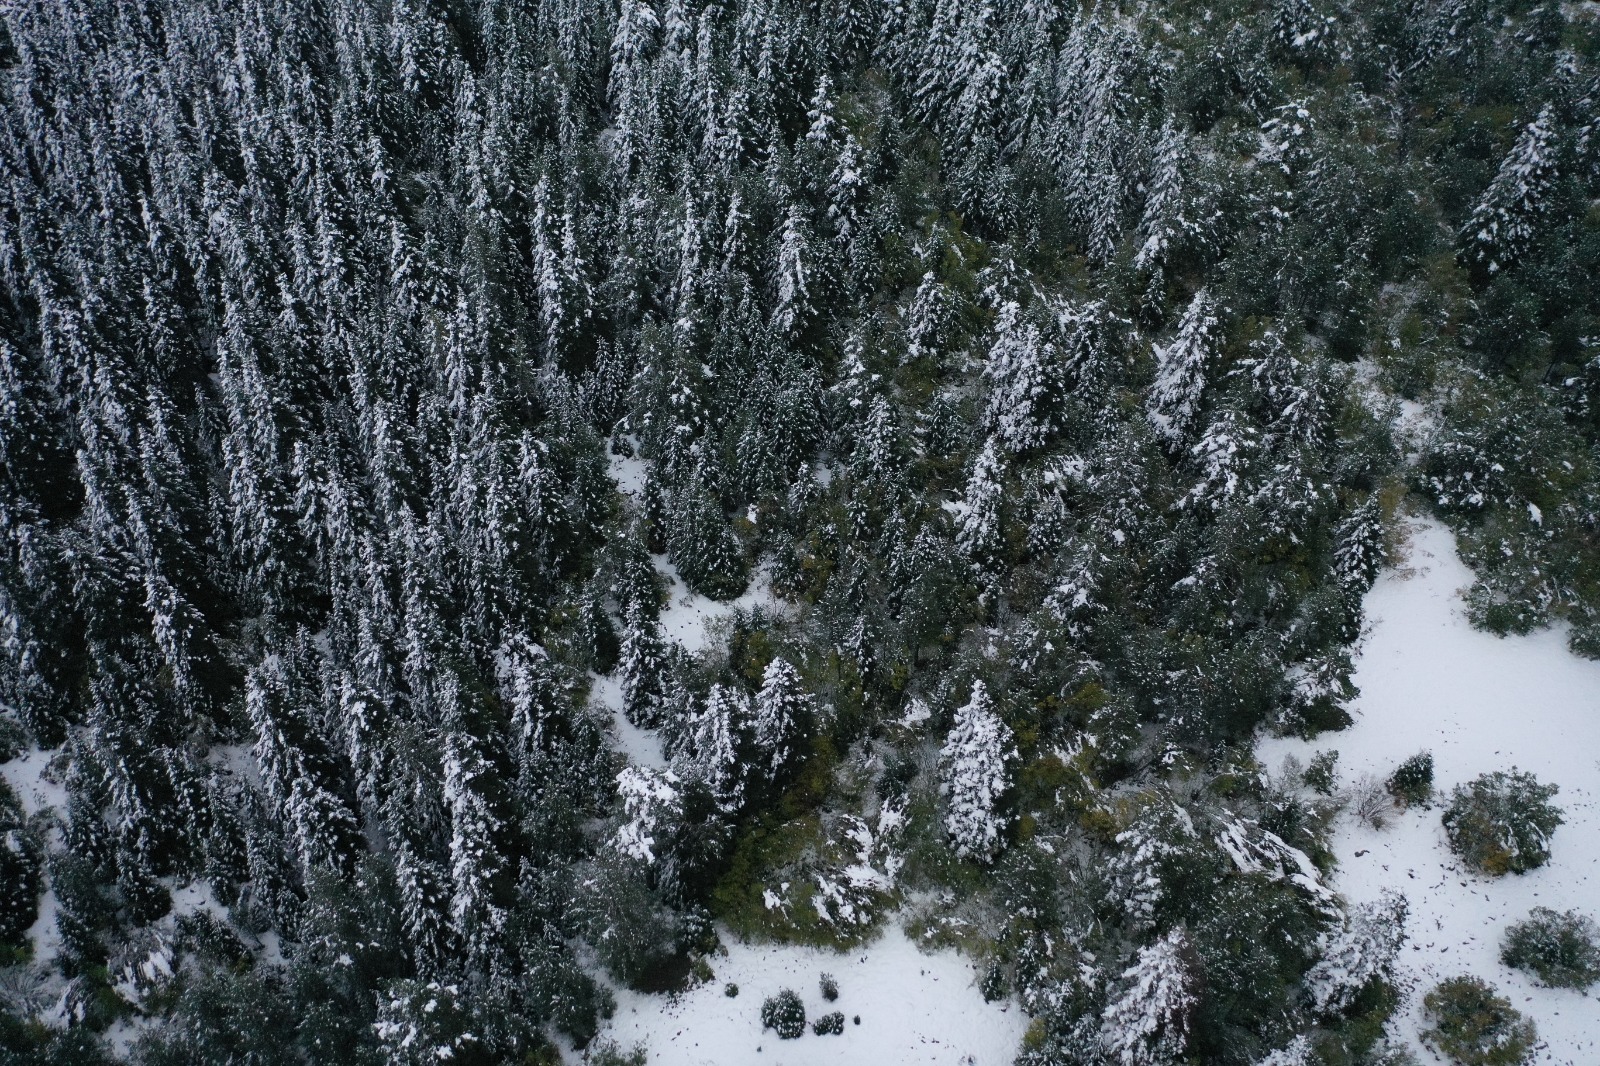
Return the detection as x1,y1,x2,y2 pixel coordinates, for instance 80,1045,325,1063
588,452,1027,1066
594,925,1028,1066
595,444,787,769
1259,518,1600,1064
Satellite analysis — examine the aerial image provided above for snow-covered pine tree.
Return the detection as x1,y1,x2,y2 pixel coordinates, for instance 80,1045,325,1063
1052,16,1140,264
1182,407,1259,512
1147,290,1220,449
613,765,684,867
774,202,814,335
939,680,1017,863
619,607,669,728
1461,104,1561,276
753,656,811,783
1134,122,1201,305
984,301,1061,455
1272,0,1337,62
1333,497,1385,598
906,270,955,364
1303,890,1407,1016
440,707,509,965
955,437,1007,573
1099,928,1198,1066
244,649,361,877
394,840,453,979
667,467,748,600
690,683,751,813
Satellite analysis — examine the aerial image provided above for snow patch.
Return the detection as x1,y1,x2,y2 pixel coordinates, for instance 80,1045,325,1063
1258,518,1600,1064
594,924,1027,1066
1,747,68,818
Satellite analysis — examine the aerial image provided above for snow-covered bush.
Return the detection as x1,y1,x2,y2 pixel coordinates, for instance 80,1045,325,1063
1441,770,1562,875
1420,976,1536,1066
819,972,838,1001
587,1039,648,1066
1499,907,1600,989
760,989,806,1039
1387,752,1433,807
811,1010,845,1035
1348,774,1395,830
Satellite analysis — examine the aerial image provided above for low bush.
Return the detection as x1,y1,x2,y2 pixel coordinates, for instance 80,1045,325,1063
1387,752,1433,807
1441,770,1562,875
1349,775,1395,830
1499,907,1600,989
586,1040,648,1066
812,1011,845,1035
1304,750,1339,795
1420,976,1536,1066
819,972,838,1001
760,989,806,1039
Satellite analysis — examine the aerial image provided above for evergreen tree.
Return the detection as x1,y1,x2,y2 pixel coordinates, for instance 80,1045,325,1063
690,683,750,813
1099,929,1198,1066
667,470,748,600
753,656,810,783
619,609,669,728
955,439,1007,572
1462,105,1561,277
1147,290,1220,449
984,301,1061,455
939,681,1016,863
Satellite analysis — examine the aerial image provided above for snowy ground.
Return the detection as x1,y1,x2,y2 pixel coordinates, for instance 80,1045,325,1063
1,746,68,969
594,925,1029,1066
1258,518,1600,1064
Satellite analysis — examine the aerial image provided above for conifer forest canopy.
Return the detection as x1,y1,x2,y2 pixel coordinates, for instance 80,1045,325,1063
0,0,1598,1063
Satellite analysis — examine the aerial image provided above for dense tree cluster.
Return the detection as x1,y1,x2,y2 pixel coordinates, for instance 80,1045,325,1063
0,0,1595,1063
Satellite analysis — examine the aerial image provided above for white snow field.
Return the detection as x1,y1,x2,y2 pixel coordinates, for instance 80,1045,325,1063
595,924,1029,1066
1258,517,1600,1064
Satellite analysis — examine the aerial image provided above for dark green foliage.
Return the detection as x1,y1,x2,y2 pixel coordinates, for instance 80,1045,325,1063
761,989,806,1039
812,1011,845,1036
724,983,739,998
1421,977,1537,1066
819,972,838,1001
1387,752,1434,807
1499,907,1600,989
0,783,40,950
0,0,1591,1061
586,1041,648,1066
1304,750,1339,796
1442,770,1563,875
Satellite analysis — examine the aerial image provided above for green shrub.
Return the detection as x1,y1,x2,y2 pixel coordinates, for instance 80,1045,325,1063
1305,750,1339,796
1500,907,1600,989
724,982,739,997
760,989,806,1039
586,1040,648,1066
819,973,838,1001
811,1011,845,1035
1441,771,1562,875
1387,752,1433,807
1421,977,1536,1066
